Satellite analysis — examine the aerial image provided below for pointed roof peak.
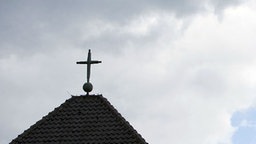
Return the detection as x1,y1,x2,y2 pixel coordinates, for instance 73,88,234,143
11,95,148,144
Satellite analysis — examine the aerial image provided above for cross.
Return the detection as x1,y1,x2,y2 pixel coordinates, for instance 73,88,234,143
77,49,101,94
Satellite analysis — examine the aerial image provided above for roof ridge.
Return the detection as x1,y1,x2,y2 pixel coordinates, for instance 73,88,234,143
11,95,148,144
99,95,148,143
11,97,74,143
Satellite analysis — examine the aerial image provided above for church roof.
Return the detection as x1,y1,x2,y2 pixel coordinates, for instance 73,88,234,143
10,95,148,144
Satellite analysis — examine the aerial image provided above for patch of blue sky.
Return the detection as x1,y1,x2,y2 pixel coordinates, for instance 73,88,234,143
231,107,256,144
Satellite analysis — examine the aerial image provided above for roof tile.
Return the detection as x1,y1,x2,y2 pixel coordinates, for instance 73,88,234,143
10,95,148,144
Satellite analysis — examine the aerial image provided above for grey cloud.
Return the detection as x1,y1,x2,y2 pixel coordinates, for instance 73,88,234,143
0,0,246,58
210,0,245,13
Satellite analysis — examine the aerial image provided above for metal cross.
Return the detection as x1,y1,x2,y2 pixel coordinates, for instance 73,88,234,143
77,49,101,94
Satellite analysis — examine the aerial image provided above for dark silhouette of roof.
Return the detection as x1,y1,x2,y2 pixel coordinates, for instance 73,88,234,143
10,95,148,144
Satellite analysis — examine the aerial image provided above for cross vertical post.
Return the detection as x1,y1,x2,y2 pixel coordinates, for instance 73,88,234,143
76,49,101,95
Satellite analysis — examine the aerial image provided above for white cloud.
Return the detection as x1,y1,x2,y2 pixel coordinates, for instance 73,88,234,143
106,5,256,144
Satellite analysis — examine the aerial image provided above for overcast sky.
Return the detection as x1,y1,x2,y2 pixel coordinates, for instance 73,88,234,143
1,0,256,144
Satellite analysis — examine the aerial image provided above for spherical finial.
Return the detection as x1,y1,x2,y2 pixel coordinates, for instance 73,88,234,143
83,82,93,93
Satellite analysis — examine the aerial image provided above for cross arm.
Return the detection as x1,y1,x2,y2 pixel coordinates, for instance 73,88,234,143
90,60,102,64
76,60,102,64
76,61,88,64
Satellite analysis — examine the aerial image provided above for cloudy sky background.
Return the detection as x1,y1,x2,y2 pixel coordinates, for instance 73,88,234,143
1,0,256,143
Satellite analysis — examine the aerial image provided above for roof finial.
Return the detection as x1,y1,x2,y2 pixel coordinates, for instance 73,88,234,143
76,49,101,95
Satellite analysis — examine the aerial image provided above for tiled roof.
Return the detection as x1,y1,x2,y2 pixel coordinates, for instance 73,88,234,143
10,95,148,144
